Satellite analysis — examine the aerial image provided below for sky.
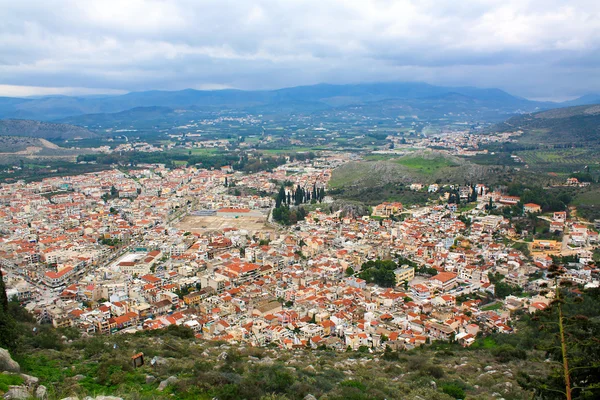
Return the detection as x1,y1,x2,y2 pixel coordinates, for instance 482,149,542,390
1,0,600,100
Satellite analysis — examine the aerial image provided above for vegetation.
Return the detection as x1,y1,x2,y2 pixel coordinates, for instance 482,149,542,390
2,269,600,399
358,259,397,287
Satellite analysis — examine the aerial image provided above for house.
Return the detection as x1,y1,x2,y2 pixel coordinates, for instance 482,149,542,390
411,283,431,300
429,272,458,292
372,202,403,217
499,195,520,206
553,211,567,222
43,266,74,287
523,203,541,213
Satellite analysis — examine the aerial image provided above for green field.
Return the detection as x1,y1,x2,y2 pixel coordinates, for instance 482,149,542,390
394,155,457,175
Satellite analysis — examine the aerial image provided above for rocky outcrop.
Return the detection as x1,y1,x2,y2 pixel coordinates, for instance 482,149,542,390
2,385,29,400
0,348,20,373
35,385,47,400
157,376,178,391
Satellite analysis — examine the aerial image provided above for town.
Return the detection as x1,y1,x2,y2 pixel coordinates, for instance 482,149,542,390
1,151,598,353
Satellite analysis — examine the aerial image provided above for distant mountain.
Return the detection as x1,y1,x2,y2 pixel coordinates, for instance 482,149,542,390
0,119,98,139
0,82,563,122
561,94,600,107
496,104,600,145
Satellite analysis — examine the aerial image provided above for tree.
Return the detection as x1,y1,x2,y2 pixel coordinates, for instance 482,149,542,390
0,268,18,351
521,265,600,399
345,267,355,276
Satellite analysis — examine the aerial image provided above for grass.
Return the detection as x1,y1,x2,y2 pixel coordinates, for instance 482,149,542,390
481,302,503,311
363,154,403,161
0,374,24,392
394,155,457,175
258,147,323,154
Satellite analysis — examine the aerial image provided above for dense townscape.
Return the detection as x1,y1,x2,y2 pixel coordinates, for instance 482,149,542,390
2,150,598,355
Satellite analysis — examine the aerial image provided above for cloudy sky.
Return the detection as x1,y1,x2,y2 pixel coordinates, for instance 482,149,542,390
1,0,599,100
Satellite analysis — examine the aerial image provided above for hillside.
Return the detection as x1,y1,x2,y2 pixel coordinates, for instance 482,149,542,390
0,136,60,153
0,119,97,140
1,329,548,400
329,152,508,205
0,82,563,122
497,104,600,145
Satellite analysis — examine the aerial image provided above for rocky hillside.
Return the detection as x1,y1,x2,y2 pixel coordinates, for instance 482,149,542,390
0,331,548,400
497,104,600,145
0,119,97,140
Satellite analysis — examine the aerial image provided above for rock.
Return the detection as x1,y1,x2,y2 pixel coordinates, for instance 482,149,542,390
258,356,273,365
20,373,39,388
35,385,48,400
158,376,178,391
430,380,437,390
60,397,79,400
73,374,85,381
3,385,30,400
304,365,316,373
484,365,494,371
150,356,167,366
145,375,156,384
96,397,124,400
0,348,20,373
217,352,228,361
303,395,317,400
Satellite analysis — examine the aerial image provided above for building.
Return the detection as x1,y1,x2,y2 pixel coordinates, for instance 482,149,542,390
43,266,74,287
523,203,541,213
429,272,458,292
372,202,403,218
394,266,415,286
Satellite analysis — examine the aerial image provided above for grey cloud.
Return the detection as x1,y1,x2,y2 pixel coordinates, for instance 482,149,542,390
0,0,599,98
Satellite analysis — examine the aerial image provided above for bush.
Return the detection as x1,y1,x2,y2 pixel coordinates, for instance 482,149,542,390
441,382,466,399
339,380,367,391
423,365,445,379
491,344,527,362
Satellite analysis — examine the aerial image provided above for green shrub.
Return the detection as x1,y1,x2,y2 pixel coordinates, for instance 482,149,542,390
339,380,367,391
441,382,466,399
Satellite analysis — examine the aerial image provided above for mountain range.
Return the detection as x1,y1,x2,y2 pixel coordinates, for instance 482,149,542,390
1,82,597,123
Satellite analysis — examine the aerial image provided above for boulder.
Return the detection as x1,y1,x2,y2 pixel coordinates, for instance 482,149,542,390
303,395,317,400
73,374,85,381
35,385,48,400
158,376,178,391
0,348,20,373
3,385,29,400
20,373,39,388
145,375,156,384
95,397,124,400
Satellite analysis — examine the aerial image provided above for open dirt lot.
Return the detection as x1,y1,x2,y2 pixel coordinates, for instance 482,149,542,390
176,215,272,233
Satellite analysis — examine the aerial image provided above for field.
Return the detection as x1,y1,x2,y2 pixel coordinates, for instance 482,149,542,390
515,148,600,172
394,155,457,175
572,188,600,221
176,214,272,234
